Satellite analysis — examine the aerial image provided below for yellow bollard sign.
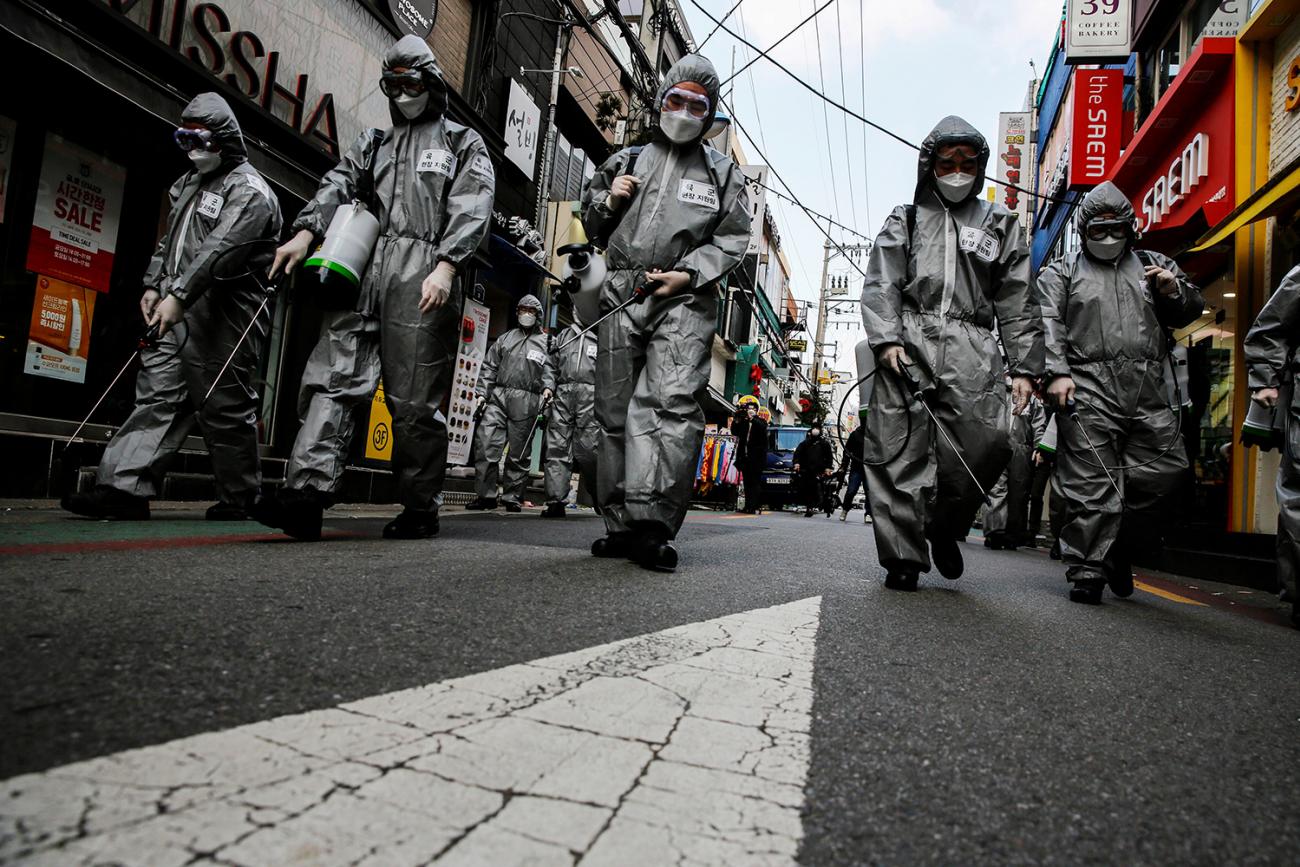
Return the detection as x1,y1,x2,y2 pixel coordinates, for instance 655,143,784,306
365,379,392,462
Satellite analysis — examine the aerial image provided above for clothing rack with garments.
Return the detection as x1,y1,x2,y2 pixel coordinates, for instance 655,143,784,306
693,432,740,509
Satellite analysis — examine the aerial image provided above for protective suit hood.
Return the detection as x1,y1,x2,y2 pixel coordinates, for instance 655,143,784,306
517,293,543,312
914,115,989,206
181,92,247,162
384,35,449,125
654,54,721,146
1076,181,1135,232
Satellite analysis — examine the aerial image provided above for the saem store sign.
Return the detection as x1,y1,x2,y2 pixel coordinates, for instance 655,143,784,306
101,0,394,158
1110,38,1235,242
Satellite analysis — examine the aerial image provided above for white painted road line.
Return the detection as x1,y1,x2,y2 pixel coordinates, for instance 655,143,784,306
0,597,822,866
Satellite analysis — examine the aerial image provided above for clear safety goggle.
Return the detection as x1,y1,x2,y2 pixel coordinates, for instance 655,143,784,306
1085,219,1133,241
380,70,426,98
663,86,711,119
173,127,214,152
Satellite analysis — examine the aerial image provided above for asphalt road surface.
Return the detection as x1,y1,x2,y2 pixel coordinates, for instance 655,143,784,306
1,502,1296,865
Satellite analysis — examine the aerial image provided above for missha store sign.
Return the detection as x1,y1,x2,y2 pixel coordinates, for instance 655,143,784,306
99,0,396,157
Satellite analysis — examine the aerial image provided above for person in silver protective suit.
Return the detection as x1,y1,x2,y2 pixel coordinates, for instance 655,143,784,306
465,295,555,512
984,390,1047,550
860,115,1044,592
62,93,282,522
1038,182,1203,604
579,54,752,571
1242,265,1300,629
257,35,495,541
540,306,600,518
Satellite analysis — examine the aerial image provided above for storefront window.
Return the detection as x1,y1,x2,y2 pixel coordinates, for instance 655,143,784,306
1175,268,1236,531
1157,28,1182,100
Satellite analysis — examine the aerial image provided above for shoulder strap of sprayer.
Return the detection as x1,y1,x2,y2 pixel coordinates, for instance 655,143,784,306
593,146,644,248
356,128,384,211
903,205,917,283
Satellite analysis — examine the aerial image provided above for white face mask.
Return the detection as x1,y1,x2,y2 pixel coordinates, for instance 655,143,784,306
394,92,429,120
660,109,705,144
518,312,538,328
1086,236,1126,261
935,171,976,204
188,150,222,173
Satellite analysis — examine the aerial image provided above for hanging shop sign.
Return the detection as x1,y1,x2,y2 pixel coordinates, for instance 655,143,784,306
1068,69,1123,189
100,0,400,158
787,338,807,353
741,165,769,255
1110,39,1235,237
24,276,98,384
447,297,492,466
26,134,125,295
504,80,541,178
388,0,438,38
1064,0,1132,64
1200,0,1249,40
996,112,1032,224
0,115,15,224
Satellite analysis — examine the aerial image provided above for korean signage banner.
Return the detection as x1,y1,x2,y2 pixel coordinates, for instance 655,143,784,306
741,165,769,256
1068,69,1123,188
447,298,492,466
504,80,541,179
25,275,97,384
26,134,125,295
1065,0,1132,63
365,380,393,462
996,112,1032,226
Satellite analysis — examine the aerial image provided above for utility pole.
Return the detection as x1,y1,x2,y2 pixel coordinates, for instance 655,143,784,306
811,238,870,420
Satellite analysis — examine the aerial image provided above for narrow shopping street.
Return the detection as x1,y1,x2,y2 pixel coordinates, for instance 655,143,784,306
2,504,1295,865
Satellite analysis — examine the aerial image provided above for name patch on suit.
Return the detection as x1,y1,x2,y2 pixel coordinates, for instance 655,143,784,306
417,149,457,176
526,349,547,366
958,226,1000,263
469,152,494,182
678,179,718,209
197,191,224,219
586,344,599,359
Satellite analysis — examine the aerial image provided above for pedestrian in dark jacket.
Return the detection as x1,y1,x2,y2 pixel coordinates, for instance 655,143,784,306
793,425,834,517
735,405,768,513
837,426,871,523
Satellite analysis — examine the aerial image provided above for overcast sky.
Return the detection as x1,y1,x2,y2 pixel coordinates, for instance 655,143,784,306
681,0,1065,381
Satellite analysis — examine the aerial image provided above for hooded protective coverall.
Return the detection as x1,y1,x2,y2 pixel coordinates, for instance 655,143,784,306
283,36,494,510
474,305,556,504
984,395,1048,544
580,55,752,540
1242,266,1300,609
1037,182,1203,580
97,93,282,506
859,116,1044,573
544,324,600,505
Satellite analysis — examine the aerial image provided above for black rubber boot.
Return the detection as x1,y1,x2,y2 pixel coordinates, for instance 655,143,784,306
541,502,566,518
1049,540,1063,560
205,501,248,521
591,531,639,559
252,488,326,542
637,538,679,572
503,501,523,513
984,533,1005,550
61,487,150,521
1292,600,1299,630
383,508,439,539
1069,578,1105,605
884,570,919,592
927,530,964,579
464,497,498,511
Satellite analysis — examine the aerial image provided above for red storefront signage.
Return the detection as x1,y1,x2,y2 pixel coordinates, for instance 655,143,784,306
1110,38,1236,238
1068,69,1123,188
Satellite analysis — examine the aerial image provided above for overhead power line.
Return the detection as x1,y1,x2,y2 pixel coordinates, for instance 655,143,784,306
718,0,838,88
686,0,1072,206
698,0,745,50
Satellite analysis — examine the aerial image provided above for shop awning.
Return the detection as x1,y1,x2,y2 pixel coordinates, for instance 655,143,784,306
1190,155,1300,251
702,385,736,415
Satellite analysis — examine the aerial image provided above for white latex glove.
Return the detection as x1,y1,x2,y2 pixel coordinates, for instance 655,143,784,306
270,229,315,278
879,345,911,374
149,295,185,337
420,261,456,314
607,175,640,209
1047,376,1076,409
140,289,161,323
1011,376,1034,415
646,269,692,298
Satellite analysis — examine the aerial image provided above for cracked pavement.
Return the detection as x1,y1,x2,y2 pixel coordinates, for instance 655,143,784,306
1,596,821,866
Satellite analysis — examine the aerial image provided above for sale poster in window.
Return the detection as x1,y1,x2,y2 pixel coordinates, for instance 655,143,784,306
25,275,97,383
25,134,126,294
